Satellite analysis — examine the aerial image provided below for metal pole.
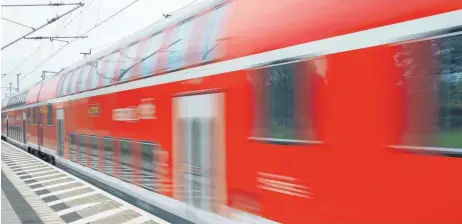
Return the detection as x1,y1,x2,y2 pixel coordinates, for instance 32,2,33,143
1,3,84,50
9,82,12,96
16,73,20,92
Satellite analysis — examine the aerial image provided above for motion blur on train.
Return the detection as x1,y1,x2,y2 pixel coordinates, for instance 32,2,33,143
2,0,462,223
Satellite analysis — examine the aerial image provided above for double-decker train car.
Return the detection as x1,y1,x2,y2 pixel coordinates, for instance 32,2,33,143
2,0,462,223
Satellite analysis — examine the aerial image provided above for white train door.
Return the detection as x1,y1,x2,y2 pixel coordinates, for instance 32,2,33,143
173,92,226,213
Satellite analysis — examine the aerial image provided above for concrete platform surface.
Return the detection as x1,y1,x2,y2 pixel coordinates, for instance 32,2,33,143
1,141,169,224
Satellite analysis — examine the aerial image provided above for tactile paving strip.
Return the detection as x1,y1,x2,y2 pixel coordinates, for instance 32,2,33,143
1,141,168,224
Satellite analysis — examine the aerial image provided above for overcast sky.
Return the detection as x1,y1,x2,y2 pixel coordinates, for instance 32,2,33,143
1,0,197,98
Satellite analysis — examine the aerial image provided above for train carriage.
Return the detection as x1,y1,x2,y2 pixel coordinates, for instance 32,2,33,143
2,0,462,223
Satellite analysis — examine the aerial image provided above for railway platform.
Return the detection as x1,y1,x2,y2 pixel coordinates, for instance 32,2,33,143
1,141,167,224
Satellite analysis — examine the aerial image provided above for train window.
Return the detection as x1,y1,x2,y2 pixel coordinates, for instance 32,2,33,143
102,52,120,86
69,133,76,162
103,137,113,175
139,32,164,77
47,104,53,126
32,107,36,124
79,135,86,165
57,74,67,97
26,108,30,124
120,140,131,179
118,42,140,81
69,69,81,94
90,136,98,169
165,19,194,71
56,75,64,97
397,33,462,149
62,73,72,96
91,59,109,88
78,66,91,92
250,60,316,141
88,63,99,90
201,2,232,62
62,73,70,95
141,141,154,174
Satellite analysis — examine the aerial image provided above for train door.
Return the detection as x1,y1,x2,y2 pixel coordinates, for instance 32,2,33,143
56,109,64,157
173,92,226,213
22,112,27,143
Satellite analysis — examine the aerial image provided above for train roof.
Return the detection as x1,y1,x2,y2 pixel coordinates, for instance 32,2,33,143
2,89,29,110
2,0,220,111
56,0,217,76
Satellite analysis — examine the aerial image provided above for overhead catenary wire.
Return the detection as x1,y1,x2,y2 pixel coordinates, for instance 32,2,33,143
1,17,35,30
2,3,84,50
3,46,43,77
89,0,200,53
21,0,143,81
1,3,84,7
171,0,200,14
54,0,97,35
4,0,93,80
52,1,86,35
95,0,102,26
2,2,87,78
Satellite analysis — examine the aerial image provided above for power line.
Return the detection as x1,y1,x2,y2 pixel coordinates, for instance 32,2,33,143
55,0,96,35
90,0,199,52
25,36,88,39
1,3,83,7
171,0,200,14
95,0,102,25
53,0,88,35
88,0,142,33
2,3,84,50
1,17,35,30
2,45,43,77
21,0,143,80
3,1,89,78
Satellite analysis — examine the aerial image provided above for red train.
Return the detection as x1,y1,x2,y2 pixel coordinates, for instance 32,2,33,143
2,0,462,223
